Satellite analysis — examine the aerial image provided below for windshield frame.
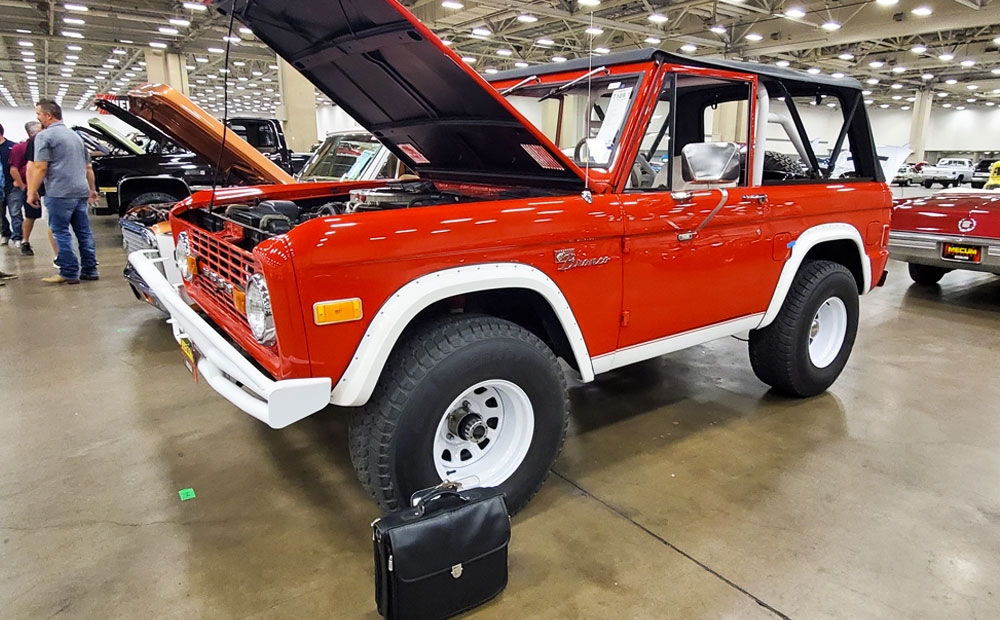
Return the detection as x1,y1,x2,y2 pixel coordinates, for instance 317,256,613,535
490,60,660,192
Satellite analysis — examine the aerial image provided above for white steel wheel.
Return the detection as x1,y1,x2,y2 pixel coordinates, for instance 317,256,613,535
432,380,534,487
808,296,848,369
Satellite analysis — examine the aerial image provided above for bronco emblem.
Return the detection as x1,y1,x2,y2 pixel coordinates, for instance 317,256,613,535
958,217,977,233
554,248,611,271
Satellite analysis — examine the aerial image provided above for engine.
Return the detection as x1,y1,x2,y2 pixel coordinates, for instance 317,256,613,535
344,181,465,213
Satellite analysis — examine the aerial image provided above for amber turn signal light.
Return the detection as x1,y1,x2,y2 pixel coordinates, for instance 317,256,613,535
233,288,247,315
186,256,199,277
314,298,363,325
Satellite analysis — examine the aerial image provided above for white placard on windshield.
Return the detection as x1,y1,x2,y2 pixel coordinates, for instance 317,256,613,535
589,86,632,165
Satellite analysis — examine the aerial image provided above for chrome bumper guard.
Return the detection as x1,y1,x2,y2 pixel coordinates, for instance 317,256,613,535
128,250,332,429
889,231,1000,273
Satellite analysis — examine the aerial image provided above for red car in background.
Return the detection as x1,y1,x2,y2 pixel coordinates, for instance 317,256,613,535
890,188,1000,284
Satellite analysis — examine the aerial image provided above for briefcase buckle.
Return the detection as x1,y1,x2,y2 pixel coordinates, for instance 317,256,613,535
451,563,463,579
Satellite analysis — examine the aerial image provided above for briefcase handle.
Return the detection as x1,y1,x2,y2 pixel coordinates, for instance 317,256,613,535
413,487,468,516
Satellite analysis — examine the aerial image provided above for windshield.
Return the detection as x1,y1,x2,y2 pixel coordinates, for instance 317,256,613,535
298,134,383,182
504,73,640,168
975,160,997,172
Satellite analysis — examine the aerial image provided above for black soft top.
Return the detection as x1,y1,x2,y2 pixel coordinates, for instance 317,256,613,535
491,49,864,95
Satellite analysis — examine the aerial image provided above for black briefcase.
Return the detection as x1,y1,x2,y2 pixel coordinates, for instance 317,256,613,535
372,484,510,620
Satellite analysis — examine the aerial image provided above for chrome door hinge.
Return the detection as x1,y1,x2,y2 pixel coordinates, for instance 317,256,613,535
388,555,394,572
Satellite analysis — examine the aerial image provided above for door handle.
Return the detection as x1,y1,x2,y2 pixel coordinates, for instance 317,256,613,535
743,193,768,203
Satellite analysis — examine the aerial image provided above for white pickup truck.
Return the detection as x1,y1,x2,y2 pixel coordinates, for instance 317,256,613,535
920,158,974,188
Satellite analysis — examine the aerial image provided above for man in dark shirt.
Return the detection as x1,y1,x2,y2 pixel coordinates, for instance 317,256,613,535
0,123,14,245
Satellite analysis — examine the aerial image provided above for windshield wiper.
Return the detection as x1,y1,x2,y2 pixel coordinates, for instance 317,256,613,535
500,76,540,96
537,67,609,102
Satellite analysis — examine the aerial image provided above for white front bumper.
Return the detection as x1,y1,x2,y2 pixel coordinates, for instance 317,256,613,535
128,250,332,429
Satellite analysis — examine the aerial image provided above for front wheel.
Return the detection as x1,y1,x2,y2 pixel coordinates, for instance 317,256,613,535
749,260,859,397
349,314,568,515
922,180,933,189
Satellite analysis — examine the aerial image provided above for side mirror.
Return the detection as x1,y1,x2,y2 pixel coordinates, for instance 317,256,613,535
680,141,741,184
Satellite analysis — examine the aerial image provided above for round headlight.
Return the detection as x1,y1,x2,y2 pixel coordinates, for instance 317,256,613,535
246,273,276,346
175,231,193,281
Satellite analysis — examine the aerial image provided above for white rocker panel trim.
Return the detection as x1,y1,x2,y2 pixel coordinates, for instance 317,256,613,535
329,263,595,407
592,314,765,373
758,223,871,329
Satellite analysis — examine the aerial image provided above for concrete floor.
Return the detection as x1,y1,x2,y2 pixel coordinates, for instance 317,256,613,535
2,188,999,619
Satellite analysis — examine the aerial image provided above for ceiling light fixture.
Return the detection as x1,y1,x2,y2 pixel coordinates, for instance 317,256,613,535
784,7,805,18
911,45,927,54
680,44,697,52
775,60,790,67
64,3,88,11
585,27,603,35
821,21,841,31
838,52,854,60
911,6,932,16
710,25,726,34
648,13,668,23
745,33,763,41
441,1,463,8
472,27,491,36
517,14,537,23
869,60,884,68
182,2,207,10
645,37,661,44
938,53,954,61
169,18,190,27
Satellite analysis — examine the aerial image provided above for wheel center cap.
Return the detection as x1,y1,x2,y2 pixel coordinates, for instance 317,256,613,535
810,319,821,339
448,403,488,444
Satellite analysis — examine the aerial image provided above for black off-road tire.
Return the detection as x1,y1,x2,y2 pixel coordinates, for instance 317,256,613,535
349,314,569,515
748,260,859,397
763,151,804,180
922,180,933,189
127,192,182,210
908,263,948,285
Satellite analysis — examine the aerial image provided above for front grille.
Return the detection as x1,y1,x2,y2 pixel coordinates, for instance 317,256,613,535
121,222,156,254
188,227,256,322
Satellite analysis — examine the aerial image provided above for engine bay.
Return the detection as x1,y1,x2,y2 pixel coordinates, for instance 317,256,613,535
179,180,556,249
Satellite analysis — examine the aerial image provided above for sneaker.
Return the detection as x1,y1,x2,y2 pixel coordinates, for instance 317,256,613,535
13,240,22,248
0,236,9,246
20,243,33,256
81,273,100,281
0,271,18,280
42,275,80,285
52,259,59,270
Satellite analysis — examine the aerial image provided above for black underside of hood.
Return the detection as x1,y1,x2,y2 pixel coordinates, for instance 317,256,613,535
212,0,586,190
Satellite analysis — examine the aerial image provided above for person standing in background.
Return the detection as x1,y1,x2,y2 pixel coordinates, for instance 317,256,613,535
9,121,42,256
27,100,99,284
0,124,13,246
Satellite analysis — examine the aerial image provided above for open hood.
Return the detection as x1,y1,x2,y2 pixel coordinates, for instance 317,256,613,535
95,98,176,151
126,84,295,186
77,122,145,156
212,0,588,190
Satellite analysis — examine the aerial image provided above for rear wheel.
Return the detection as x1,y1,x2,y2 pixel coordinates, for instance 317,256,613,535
908,263,948,285
349,314,568,515
922,180,933,189
749,260,859,397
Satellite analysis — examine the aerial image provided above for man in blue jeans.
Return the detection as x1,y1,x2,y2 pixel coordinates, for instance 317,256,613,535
27,99,99,284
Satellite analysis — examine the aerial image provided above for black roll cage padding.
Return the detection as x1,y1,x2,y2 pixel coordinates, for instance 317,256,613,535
826,92,861,178
775,81,821,178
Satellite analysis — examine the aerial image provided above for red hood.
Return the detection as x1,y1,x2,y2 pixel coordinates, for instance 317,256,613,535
211,0,589,191
892,189,1000,238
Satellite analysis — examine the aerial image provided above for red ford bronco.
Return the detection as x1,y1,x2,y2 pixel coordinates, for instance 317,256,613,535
130,0,891,513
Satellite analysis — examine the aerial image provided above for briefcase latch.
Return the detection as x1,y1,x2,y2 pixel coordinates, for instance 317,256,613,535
451,563,463,579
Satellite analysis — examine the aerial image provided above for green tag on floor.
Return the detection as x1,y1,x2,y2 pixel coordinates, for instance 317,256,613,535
178,488,196,501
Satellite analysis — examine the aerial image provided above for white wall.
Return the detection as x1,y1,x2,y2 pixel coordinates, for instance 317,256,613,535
926,107,1000,152
316,104,362,136
0,105,136,141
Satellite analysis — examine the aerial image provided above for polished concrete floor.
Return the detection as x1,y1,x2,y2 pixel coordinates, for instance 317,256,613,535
2,191,999,619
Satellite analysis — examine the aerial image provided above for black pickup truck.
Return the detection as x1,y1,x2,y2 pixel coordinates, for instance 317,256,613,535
90,98,309,215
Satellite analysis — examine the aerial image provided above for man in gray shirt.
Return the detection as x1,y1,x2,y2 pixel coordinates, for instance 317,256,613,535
27,99,99,284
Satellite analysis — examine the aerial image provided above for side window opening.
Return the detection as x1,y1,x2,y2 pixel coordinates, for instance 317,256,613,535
762,90,875,184
626,73,752,191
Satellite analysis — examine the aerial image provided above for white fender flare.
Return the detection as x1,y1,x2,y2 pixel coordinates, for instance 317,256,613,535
758,223,871,329
329,263,595,407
